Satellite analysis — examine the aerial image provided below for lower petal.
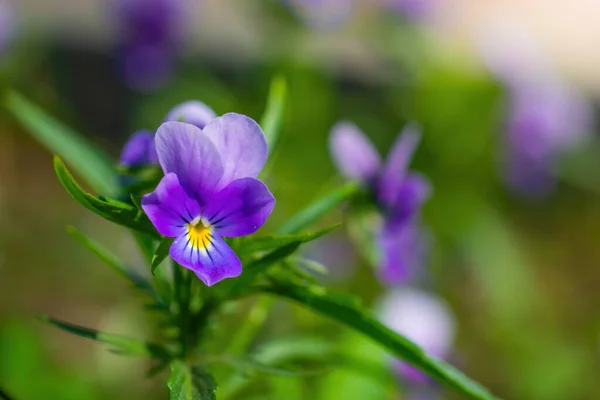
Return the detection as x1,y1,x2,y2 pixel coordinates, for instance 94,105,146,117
377,222,426,286
170,231,242,286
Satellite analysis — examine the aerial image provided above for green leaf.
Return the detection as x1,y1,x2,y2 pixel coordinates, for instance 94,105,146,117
40,316,169,359
168,360,217,400
66,226,165,306
237,224,339,258
260,75,286,152
54,156,160,239
227,243,301,296
5,90,119,196
277,182,360,234
152,237,175,275
259,279,500,400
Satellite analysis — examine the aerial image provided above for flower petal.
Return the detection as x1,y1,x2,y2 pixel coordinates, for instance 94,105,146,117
119,130,158,167
203,177,275,237
201,113,268,189
164,100,217,130
378,288,456,359
387,172,431,228
329,121,381,183
170,231,242,286
377,124,420,207
377,221,426,286
141,173,201,237
155,121,224,203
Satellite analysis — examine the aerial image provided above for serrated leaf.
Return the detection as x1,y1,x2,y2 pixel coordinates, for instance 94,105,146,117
260,279,500,400
40,316,169,359
237,224,339,258
54,156,160,239
152,237,175,275
66,226,166,307
277,182,360,234
5,90,119,196
260,75,286,152
168,360,217,400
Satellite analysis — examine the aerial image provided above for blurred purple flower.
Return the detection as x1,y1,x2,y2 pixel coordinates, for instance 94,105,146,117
0,0,14,55
141,116,275,286
119,130,158,167
503,81,592,196
119,100,216,167
329,122,431,285
382,0,437,20
379,288,455,384
113,0,188,91
479,23,593,196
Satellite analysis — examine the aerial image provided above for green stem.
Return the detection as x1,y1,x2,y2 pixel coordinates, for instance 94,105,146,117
227,297,275,356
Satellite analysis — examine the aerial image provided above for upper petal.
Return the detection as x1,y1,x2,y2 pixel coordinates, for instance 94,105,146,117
377,124,421,207
164,100,217,130
204,178,275,237
141,173,201,237
119,130,158,167
155,121,224,204
201,113,268,189
170,231,242,286
329,121,381,182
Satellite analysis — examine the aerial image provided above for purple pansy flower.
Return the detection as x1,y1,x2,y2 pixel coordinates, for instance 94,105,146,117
379,288,455,384
141,115,275,286
113,0,187,91
119,100,217,167
329,121,431,285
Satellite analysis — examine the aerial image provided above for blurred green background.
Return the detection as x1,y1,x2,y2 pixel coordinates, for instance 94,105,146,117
1,1,600,399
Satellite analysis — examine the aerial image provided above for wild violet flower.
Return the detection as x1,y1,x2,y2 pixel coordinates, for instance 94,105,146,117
113,0,187,91
329,121,430,285
379,288,455,384
141,115,275,286
119,100,216,168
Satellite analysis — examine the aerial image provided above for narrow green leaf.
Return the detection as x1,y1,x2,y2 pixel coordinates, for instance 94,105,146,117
54,156,160,239
168,360,217,400
290,257,329,276
259,75,286,152
5,90,119,196
40,316,169,359
66,226,164,306
277,182,360,234
228,243,301,296
152,237,175,275
259,280,500,400
237,224,339,257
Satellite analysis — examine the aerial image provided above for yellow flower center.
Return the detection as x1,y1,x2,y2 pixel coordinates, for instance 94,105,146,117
187,218,212,250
